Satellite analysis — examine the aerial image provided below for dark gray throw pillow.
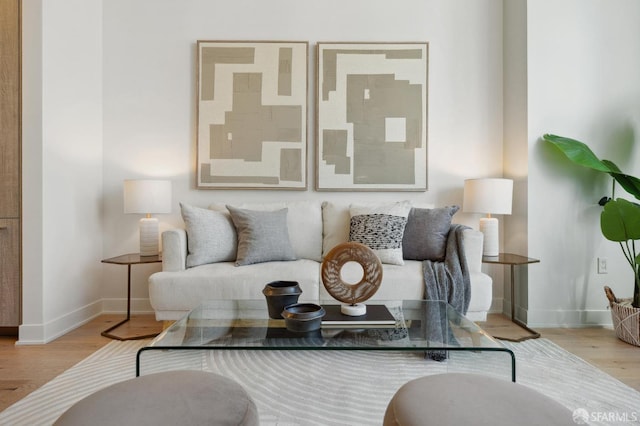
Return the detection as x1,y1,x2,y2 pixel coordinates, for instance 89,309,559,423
402,206,460,261
226,206,297,266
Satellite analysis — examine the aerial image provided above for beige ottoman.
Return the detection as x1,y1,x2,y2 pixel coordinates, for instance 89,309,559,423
54,370,259,426
384,373,574,426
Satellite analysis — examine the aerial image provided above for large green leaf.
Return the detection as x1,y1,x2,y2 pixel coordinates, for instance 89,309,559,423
543,134,612,172
600,198,640,242
601,160,640,199
544,134,640,200
610,172,640,200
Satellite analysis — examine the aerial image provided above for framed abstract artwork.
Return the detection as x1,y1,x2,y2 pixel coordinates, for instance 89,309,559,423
196,41,308,189
316,42,428,191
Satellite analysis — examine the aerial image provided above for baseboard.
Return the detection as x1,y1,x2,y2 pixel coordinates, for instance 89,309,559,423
17,298,155,345
17,297,614,344
487,297,614,327
17,301,103,345
526,308,613,328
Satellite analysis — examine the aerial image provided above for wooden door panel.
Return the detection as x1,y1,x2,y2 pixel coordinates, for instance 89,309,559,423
0,218,20,326
0,0,20,218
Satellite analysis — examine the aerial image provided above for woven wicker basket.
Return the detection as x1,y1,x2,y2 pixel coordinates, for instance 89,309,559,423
605,286,640,347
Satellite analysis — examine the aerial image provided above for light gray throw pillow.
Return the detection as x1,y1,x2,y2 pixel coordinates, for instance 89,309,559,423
180,203,237,267
402,206,459,261
226,206,297,266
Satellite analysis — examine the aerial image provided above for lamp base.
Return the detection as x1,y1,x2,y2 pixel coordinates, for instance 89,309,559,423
479,217,499,257
139,217,159,256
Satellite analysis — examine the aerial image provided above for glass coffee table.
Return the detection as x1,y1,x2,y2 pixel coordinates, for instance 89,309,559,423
137,300,516,381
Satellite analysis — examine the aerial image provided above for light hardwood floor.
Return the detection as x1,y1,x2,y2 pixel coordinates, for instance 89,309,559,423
0,313,638,413
480,314,640,392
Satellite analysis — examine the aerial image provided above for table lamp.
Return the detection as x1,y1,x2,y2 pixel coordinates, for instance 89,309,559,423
124,179,172,256
463,178,513,257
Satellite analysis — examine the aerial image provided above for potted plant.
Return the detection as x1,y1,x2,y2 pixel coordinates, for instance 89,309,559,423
543,133,640,346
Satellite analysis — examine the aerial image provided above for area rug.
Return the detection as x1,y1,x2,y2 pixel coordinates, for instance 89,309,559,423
1,339,638,425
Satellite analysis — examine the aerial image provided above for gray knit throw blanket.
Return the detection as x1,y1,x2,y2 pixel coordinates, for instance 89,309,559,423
422,224,471,360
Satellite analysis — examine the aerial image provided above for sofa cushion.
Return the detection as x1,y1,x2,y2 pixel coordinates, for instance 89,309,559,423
349,201,411,265
227,206,297,266
402,205,460,261
149,260,321,319
212,201,323,262
180,203,237,267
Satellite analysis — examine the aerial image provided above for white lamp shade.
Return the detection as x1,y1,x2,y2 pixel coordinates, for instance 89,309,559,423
123,180,172,214
463,178,513,215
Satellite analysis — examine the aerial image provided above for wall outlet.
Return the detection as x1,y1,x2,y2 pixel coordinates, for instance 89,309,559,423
598,257,608,274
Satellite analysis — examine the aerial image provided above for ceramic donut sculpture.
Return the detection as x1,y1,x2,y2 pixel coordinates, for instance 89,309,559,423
321,242,383,305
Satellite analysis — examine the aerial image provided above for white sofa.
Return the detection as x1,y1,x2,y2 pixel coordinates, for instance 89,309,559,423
149,200,492,322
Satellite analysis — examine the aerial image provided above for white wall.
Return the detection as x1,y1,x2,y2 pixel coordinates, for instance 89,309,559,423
503,0,529,313
20,0,104,343
22,0,509,342
21,0,44,339
525,0,640,327
100,0,506,309
23,0,640,342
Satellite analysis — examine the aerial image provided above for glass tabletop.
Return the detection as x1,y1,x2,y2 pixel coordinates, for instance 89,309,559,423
138,300,515,380
148,300,505,350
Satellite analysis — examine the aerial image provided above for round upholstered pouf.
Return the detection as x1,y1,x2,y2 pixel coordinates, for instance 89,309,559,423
54,370,259,426
383,373,575,426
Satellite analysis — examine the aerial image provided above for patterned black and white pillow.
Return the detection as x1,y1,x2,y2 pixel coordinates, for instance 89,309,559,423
349,201,411,265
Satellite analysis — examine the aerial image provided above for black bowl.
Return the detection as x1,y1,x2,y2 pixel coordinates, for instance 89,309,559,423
281,303,326,333
263,281,302,319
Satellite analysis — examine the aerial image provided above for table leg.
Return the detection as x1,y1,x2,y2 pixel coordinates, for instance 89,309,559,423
102,264,159,341
126,264,132,320
494,264,540,342
510,265,515,321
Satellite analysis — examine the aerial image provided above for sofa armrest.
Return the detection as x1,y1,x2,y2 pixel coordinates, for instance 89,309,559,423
462,228,483,273
162,229,187,272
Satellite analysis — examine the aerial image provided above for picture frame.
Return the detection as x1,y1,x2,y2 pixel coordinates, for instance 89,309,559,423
196,40,308,189
316,42,428,191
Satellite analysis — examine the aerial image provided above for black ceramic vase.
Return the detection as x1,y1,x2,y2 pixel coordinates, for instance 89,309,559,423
281,303,326,332
262,281,302,319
